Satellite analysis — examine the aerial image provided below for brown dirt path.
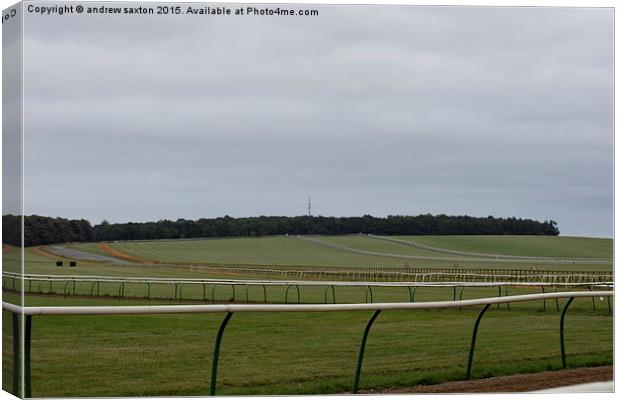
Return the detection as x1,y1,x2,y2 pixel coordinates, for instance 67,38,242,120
360,365,613,394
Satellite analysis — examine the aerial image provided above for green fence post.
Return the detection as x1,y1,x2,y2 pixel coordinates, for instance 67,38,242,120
540,286,546,311
560,297,575,368
295,285,301,303
12,313,19,396
466,303,491,379
331,285,336,304
365,286,374,303
497,286,501,309
146,282,151,300
202,284,207,301
452,286,456,302
408,286,417,302
245,285,250,303
505,287,510,311
211,285,217,303
285,285,292,304
210,312,233,396
588,286,596,311
25,315,32,398
262,285,267,303
352,310,382,393
553,286,560,312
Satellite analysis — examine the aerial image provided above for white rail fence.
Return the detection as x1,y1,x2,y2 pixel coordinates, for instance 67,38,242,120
2,290,614,397
2,272,613,309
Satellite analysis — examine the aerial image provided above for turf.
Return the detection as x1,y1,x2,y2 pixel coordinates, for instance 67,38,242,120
64,235,612,271
396,235,612,259
2,293,612,397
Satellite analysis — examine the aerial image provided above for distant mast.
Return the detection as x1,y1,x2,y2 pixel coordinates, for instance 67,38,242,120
308,196,312,216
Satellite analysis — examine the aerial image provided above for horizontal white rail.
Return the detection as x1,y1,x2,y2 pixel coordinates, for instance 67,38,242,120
2,291,613,316
2,272,613,288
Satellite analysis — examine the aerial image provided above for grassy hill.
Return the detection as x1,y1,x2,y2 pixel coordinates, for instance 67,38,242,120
55,235,613,272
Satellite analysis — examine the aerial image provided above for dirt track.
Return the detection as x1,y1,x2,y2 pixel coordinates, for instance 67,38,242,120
360,365,613,394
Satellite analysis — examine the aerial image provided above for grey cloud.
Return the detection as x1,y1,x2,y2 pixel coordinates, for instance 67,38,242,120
16,4,613,236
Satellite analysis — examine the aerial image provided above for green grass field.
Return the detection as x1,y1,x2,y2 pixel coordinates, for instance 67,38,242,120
398,235,613,259
61,235,612,272
2,292,612,397
3,234,613,397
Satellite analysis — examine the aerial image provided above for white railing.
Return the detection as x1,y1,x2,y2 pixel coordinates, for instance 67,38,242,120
2,290,614,397
3,272,613,305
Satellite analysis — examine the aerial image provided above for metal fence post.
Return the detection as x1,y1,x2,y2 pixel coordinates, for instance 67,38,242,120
365,286,374,303
408,286,417,302
210,312,233,396
11,313,19,396
540,286,546,311
505,287,510,311
352,310,382,393
588,286,596,311
323,285,336,304
25,315,32,398
285,285,292,304
560,297,574,368
497,286,501,309
466,304,491,379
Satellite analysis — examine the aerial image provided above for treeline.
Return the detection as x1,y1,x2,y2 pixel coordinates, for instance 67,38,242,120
3,214,93,247
3,214,559,246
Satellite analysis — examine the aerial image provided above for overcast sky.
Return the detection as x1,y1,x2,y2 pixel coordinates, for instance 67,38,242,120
8,4,613,237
